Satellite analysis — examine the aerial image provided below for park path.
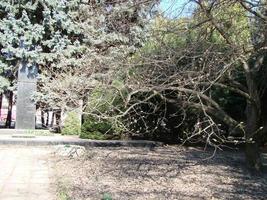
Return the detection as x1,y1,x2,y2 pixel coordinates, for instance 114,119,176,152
0,146,55,200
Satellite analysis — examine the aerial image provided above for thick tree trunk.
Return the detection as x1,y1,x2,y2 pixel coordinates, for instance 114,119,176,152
242,60,263,172
245,102,262,172
245,142,262,171
260,89,267,145
5,91,13,128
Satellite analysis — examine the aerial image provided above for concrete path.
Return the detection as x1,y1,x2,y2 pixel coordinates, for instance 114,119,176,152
0,146,55,200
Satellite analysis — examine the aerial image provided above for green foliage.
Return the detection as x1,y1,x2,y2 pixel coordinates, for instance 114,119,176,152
58,189,71,200
80,117,121,140
133,16,189,60
0,76,10,93
80,117,112,140
0,0,84,104
32,0,157,108
0,0,82,68
57,180,71,200
25,129,53,136
62,111,81,135
87,82,126,113
102,193,112,200
192,2,251,47
81,82,127,140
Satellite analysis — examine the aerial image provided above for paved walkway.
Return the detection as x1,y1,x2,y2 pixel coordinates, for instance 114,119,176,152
0,146,55,200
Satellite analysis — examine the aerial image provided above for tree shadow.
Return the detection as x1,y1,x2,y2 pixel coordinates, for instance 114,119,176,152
61,146,267,199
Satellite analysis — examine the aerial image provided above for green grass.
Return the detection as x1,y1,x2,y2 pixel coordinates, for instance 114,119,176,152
25,129,54,136
57,183,71,200
102,193,112,200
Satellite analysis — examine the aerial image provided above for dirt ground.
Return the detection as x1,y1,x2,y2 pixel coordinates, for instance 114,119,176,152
53,146,267,200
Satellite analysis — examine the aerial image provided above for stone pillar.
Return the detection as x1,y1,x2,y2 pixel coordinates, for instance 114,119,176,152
15,62,37,129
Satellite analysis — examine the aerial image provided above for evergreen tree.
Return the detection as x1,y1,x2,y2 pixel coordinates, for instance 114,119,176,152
0,0,86,123
0,0,83,93
39,0,158,108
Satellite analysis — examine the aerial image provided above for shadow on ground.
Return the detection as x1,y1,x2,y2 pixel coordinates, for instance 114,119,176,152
54,146,267,200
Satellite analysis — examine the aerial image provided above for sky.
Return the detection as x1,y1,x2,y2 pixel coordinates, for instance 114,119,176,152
159,0,195,18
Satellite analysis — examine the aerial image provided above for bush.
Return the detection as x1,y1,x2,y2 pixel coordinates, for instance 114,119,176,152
80,118,122,140
81,83,126,140
122,91,202,143
62,111,81,135
80,117,112,139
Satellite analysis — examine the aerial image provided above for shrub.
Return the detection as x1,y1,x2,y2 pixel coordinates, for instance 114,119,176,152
62,111,81,135
81,82,126,140
80,117,122,140
80,117,112,139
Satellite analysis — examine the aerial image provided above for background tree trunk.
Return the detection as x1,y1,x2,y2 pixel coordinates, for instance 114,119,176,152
46,110,49,127
5,91,13,128
41,109,45,127
50,112,55,127
55,110,61,133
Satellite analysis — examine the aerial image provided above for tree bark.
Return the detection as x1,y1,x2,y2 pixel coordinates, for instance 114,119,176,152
242,60,263,172
55,110,61,133
245,142,262,172
5,91,13,128
245,102,262,172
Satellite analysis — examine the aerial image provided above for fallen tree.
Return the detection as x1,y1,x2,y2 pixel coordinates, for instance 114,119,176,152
93,0,267,172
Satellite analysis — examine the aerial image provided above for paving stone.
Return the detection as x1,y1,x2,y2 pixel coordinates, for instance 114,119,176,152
0,146,55,199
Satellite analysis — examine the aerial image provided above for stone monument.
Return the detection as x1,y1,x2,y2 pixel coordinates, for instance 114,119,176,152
15,62,37,129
